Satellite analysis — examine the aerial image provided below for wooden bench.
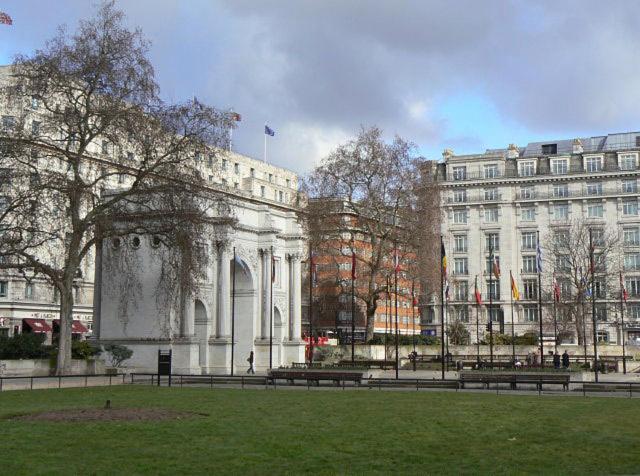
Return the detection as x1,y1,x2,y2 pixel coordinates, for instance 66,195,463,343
459,372,570,391
338,359,396,369
269,370,364,386
367,378,459,390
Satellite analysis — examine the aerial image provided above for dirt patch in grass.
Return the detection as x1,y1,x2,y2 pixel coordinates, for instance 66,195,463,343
11,408,204,422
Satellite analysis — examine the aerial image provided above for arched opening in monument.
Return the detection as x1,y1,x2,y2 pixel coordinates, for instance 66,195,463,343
231,255,255,371
274,306,284,342
194,299,208,368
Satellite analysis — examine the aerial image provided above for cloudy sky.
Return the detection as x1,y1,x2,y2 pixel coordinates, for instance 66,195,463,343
1,1,639,174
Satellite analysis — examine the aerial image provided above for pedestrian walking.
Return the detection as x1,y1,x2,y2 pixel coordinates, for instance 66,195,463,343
246,350,255,374
553,352,561,370
525,352,532,367
562,350,570,369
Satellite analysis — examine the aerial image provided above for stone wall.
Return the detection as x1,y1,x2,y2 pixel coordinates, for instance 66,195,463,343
0,359,105,377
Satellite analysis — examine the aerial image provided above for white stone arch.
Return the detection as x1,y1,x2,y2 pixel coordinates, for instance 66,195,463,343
194,299,208,367
274,305,284,342
231,253,257,370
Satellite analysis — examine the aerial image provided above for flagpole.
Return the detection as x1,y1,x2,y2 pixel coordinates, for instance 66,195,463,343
351,245,356,365
440,236,445,380
589,229,599,382
620,271,627,374
385,276,389,360
394,249,399,380
263,123,267,162
412,280,416,354
269,245,273,369
488,244,494,368
475,276,480,366
308,242,314,364
537,231,544,369
231,247,236,376
553,272,558,354
510,271,515,367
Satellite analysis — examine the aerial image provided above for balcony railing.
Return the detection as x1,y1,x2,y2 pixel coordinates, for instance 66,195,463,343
447,163,637,182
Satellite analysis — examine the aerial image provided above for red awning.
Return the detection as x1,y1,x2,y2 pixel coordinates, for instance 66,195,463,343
53,319,89,334
22,318,52,333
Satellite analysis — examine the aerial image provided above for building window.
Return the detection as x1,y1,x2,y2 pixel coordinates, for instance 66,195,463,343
208,155,214,168
25,283,34,299
454,281,468,301
587,203,603,218
234,163,239,174
524,306,538,322
222,159,227,171
221,178,228,186
522,256,537,274
208,175,213,183
268,173,273,183
585,156,603,172
521,231,537,250
286,178,291,187
260,185,265,197
452,166,466,181
455,305,470,322
520,186,535,199
453,258,468,276
619,153,637,170
486,233,499,251
484,207,498,223
596,331,609,342
553,184,569,197
519,161,535,177
31,95,40,109
31,120,40,135
484,188,499,201
555,255,570,272
0,281,7,297
624,253,640,271
551,159,568,174
101,140,109,155
552,203,569,221
338,311,352,322
453,209,467,224
622,179,638,194
629,305,640,320
454,235,468,253
623,200,638,216
484,164,498,179
521,207,535,221
486,281,500,300
626,277,640,296
586,182,602,196
623,227,640,246
118,173,125,184
1,115,16,130
541,144,557,155
453,189,467,203
522,280,537,300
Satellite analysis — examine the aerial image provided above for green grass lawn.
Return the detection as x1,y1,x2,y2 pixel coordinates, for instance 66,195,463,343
1,386,639,475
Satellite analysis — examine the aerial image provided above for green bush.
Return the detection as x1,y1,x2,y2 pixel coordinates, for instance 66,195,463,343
72,340,102,360
0,333,52,359
103,344,133,367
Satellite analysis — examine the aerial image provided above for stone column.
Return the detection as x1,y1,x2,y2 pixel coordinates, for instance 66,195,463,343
181,292,194,337
216,243,231,338
291,254,302,341
261,249,272,339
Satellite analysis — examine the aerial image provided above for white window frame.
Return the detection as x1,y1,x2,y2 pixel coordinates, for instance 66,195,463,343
622,179,638,194
484,164,499,179
587,203,604,218
619,153,638,171
519,161,535,177
551,159,568,175
521,207,535,221
452,166,467,181
585,155,603,173
484,207,499,223
623,200,638,216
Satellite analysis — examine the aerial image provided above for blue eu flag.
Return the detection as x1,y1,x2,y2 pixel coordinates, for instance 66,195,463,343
264,125,275,136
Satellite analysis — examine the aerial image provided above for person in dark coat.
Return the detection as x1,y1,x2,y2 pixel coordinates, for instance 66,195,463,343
553,352,561,369
247,351,255,374
562,350,570,369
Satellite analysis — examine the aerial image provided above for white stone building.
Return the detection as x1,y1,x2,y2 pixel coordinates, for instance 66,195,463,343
430,133,640,346
94,152,307,374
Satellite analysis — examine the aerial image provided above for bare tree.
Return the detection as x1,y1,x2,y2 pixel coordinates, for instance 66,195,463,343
305,126,433,341
545,219,621,345
0,2,233,373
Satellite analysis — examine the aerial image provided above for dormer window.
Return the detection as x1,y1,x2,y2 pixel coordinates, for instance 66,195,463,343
551,158,568,174
452,166,466,181
484,164,498,179
519,161,535,177
585,156,603,172
541,144,557,155
619,153,637,171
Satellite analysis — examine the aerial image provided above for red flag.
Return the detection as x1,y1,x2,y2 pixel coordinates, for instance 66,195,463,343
231,112,242,122
621,272,629,302
474,275,482,305
393,249,401,273
492,256,501,279
0,12,13,25
553,272,561,302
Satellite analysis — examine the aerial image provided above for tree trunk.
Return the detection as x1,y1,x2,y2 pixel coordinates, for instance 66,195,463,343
56,286,75,375
365,306,376,342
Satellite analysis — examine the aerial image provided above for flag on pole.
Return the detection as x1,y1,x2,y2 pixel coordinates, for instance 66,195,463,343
553,272,561,302
0,12,13,25
393,248,401,273
351,249,357,280
510,271,520,301
621,272,629,302
230,112,242,122
264,125,275,136
536,241,543,273
474,275,482,305
441,242,447,276
492,255,501,279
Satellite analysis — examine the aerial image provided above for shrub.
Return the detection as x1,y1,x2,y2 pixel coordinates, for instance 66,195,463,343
0,333,51,359
103,344,133,367
71,340,102,360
